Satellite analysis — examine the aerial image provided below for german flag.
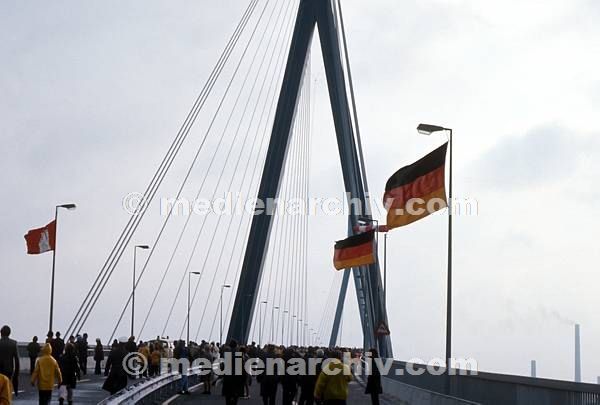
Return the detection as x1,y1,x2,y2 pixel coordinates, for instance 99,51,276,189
384,142,448,229
333,230,375,270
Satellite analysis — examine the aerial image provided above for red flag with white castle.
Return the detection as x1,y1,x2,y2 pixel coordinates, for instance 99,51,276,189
24,220,56,254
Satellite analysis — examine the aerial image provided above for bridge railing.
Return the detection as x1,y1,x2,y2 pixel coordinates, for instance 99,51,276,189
97,365,212,405
389,360,600,405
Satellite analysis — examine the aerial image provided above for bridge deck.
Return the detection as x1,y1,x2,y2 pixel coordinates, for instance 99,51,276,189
13,372,110,404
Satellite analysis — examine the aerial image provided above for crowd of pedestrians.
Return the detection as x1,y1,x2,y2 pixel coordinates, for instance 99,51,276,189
0,324,98,405
0,323,382,405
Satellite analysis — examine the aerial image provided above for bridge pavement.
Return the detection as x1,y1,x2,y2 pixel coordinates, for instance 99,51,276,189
13,371,109,404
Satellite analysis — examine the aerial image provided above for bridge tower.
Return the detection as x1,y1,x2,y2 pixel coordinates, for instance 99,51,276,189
227,0,392,358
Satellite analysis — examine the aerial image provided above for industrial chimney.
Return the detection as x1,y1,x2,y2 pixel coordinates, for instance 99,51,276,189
530,360,537,378
575,324,581,383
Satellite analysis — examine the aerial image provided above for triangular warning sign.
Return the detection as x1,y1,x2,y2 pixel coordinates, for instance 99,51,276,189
375,321,390,336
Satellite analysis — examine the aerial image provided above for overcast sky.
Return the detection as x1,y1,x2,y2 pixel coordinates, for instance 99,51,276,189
2,0,600,384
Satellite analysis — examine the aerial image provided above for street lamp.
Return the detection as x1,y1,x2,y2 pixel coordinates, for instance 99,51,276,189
417,123,453,387
220,284,231,345
49,203,76,333
187,272,201,344
132,244,150,337
259,301,267,346
282,310,289,346
272,306,280,343
292,315,297,346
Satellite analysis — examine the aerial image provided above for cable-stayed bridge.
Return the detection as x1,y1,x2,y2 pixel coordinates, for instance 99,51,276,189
11,0,600,404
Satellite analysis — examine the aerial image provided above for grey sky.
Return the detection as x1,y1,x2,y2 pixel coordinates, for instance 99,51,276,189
2,0,600,384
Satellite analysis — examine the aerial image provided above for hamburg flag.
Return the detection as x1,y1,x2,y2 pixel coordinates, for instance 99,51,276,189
384,142,448,229
24,220,56,254
333,230,375,270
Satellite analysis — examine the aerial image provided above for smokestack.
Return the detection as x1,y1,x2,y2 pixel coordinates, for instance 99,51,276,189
530,360,537,378
575,324,581,383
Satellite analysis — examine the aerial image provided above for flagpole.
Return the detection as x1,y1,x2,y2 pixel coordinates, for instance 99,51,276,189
446,129,453,380
48,203,76,334
49,205,58,334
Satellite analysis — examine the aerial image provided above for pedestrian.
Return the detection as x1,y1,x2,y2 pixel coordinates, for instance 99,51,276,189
51,332,65,362
138,342,150,378
174,341,190,395
281,348,300,405
220,340,246,405
58,344,80,405
125,336,137,354
0,373,12,405
94,339,104,375
0,325,19,398
257,345,280,405
299,348,323,405
365,348,382,405
76,334,88,375
31,343,62,405
200,344,214,394
27,337,41,375
314,351,352,405
150,344,161,377
102,337,128,395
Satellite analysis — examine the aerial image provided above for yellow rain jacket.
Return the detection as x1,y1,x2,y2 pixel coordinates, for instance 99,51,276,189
31,343,62,391
314,358,353,401
0,374,12,405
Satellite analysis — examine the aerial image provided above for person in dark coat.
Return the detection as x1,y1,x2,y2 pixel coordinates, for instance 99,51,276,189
59,343,80,405
76,334,89,375
221,341,246,405
125,336,137,354
257,346,280,405
27,336,41,375
299,348,323,405
365,348,382,405
281,348,300,405
51,332,65,362
0,325,19,397
94,339,104,375
102,338,128,395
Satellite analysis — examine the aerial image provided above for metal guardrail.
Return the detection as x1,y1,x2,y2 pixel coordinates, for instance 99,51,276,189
98,364,216,405
389,360,600,405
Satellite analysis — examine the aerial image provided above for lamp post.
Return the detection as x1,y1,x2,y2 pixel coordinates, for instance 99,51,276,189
417,123,453,389
259,301,267,346
282,310,289,346
220,284,231,345
187,272,201,344
292,315,297,346
304,322,308,346
272,306,279,343
49,203,76,333
132,244,149,337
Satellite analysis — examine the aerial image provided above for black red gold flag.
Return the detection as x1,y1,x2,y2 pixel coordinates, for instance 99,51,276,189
333,230,375,270
383,142,448,229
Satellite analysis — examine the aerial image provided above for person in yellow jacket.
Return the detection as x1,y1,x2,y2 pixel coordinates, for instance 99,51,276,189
314,351,353,405
0,374,12,405
31,343,62,405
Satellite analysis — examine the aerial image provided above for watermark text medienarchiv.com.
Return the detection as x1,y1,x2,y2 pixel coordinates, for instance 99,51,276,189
122,192,478,218
122,352,479,377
